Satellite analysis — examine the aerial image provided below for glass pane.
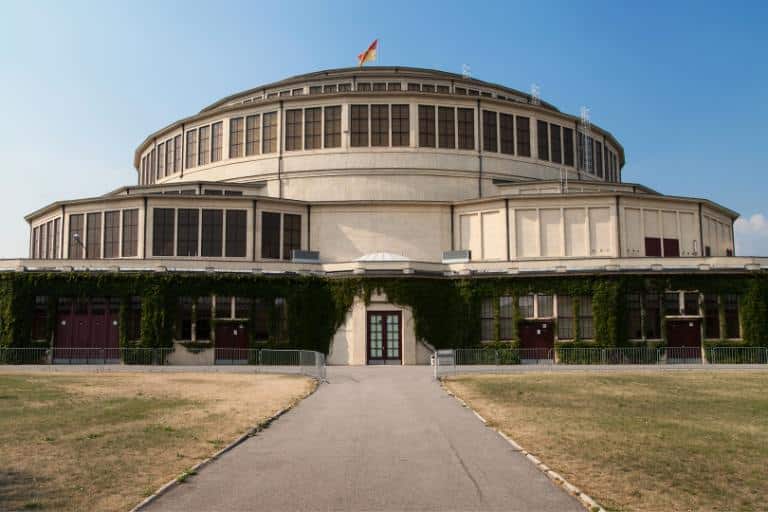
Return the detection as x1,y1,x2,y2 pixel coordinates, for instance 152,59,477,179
369,315,383,358
386,315,400,358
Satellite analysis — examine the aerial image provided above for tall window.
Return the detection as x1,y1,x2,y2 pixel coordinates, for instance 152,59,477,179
627,293,642,339
519,295,534,318
644,293,661,339
152,208,175,257
537,120,549,161
480,298,494,341
211,122,223,162
724,294,740,338
304,107,321,150
550,124,562,164
229,118,244,158
482,110,497,152
704,294,720,339
499,296,514,339
391,104,409,146
122,209,138,257
351,105,369,147
557,296,573,339
516,116,531,157
324,106,341,148
165,139,174,175
500,113,514,155
225,210,247,257
285,109,303,151
174,135,182,172
538,294,554,317
594,140,603,178
282,214,301,260
261,212,281,259
563,127,574,166
245,114,261,156
371,105,389,147
177,209,199,257
201,209,223,257
52,218,60,259
103,211,120,258
86,212,101,259
198,125,210,165
579,296,594,339
457,108,474,150
32,226,39,259
262,112,277,153
438,107,455,149
186,130,197,169
418,105,436,147
150,148,157,182
157,143,165,178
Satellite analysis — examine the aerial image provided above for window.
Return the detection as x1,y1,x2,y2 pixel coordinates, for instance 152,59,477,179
500,296,514,339
519,295,534,318
174,135,182,172
644,293,662,339
351,105,369,147
550,124,562,164
52,218,60,259
371,105,389,147
186,130,197,169
261,212,281,259
437,85,450,94
177,209,199,257
225,210,247,258
500,113,514,154
586,136,594,173
262,112,277,153
645,237,662,256
304,107,321,150
482,110,497,152
229,118,244,158
152,208,175,257
627,293,642,339
235,297,251,319
563,127,574,166
438,107,455,149
196,297,212,340
594,140,603,178
391,105,409,146
357,82,371,92
285,109,303,151
579,296,594,339
252,298,269,341
324,106,341,148
165,139,174,175
408,83,421,92
457,108,474,150
538,294,554,317
245,114,260,156
338,83,351,92
31,226,38,259
373,82,386,92
122,209,138,257
663,239,680,257
516,116,531,157
480,298,494,341
150,148,157,181
103,211,120,258
724,294,740,338
86,213,101,259
32,296,48,340
323,84,337,94
537,120,549,161
198,125,210,165
577,132,585,170
273,297,288,342
418,105,435,147
557,296,573,339
683,292,699,316
422,84,435,93
664,292,680,316
157,143,165,177
282,213,301,260
704,294,720,339
216,296,232,318
387,82,401,91
201,209,223,257
309,85,322,95
178,297,193,340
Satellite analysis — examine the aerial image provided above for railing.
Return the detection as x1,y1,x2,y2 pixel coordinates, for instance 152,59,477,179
0,347,48,364
434,346,768,378
214,348,326,380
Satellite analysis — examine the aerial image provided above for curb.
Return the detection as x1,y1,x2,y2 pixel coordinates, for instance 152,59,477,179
130,378,321,512
440,380,606,512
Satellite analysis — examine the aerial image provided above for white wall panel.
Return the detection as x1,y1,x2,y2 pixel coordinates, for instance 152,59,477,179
516,209,539,258
460,213,481,260
679,212,697,256
662,211,678,239
644,209,660,238
588,207,611,256
481,211,506,260
539,209,562,257
624,207,642,256
564,208,586,257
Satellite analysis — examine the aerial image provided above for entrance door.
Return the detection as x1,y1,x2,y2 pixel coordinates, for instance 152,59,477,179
367,312,402,365
215,323,250,363
666,319,702,362
517,320,554,361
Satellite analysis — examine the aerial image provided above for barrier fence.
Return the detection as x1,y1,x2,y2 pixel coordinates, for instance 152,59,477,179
434,346,768,377
0,347,327,380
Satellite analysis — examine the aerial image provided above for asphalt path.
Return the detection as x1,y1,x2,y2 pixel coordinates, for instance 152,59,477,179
142,366,582,512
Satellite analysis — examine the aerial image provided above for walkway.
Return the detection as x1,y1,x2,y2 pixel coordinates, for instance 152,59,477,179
142,366,582,511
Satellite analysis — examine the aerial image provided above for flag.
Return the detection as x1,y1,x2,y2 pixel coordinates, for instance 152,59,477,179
357,39,378,67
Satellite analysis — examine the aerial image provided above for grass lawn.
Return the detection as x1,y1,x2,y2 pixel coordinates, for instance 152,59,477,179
0,371,315,512
444,371,768,512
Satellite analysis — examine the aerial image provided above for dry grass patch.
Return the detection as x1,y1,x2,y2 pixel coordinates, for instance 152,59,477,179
444,371,768,512
0,371,315,511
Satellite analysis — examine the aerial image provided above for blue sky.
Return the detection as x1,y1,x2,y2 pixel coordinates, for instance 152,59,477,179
1,0,766,257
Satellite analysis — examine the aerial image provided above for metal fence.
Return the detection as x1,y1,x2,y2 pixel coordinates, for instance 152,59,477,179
434,346,768,377
214,348,327,380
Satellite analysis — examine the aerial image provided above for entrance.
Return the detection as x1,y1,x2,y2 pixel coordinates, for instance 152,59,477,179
518,320,554,361
54,298,120,362
215,323,250,363
666,318,702,362
367,311,402,365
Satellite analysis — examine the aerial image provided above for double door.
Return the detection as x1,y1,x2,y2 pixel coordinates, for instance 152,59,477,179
367,311,402,365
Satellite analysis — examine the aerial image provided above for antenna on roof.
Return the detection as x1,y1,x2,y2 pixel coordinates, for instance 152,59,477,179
461,64,471,79
530,83,540,106
580,106,592,177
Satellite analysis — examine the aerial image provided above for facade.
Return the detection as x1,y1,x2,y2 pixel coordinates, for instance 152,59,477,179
7,67,767,365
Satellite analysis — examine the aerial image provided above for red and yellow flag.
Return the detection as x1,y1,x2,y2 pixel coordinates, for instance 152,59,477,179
357,39,378,67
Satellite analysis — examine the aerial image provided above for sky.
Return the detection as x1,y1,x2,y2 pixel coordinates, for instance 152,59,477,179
0,0,766,257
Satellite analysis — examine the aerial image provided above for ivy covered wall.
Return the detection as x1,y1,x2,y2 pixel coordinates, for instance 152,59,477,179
1,271,766,352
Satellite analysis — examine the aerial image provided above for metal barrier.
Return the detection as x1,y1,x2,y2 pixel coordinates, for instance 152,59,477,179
557,347,660,365
214,348,326,380
709,346,768,364
0,347,48,364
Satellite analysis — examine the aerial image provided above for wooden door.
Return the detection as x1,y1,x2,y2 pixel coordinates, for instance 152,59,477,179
367,312,402,365
518,320,554,359
215,323,249,361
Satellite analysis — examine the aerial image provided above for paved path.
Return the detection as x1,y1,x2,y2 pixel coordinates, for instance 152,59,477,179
143,366,582,512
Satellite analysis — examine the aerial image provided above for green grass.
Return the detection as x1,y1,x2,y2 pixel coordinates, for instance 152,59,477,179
445,372,768,512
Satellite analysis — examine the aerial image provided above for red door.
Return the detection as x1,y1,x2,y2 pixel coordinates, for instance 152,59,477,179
666,319,702,362
215,323,249,362
518,320,554,360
